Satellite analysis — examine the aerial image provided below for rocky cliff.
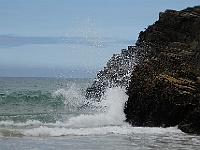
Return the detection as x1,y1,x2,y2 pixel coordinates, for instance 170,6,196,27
124,6,200,134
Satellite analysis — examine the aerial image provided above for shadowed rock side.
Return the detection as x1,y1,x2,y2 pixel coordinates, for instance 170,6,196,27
124,6,200,134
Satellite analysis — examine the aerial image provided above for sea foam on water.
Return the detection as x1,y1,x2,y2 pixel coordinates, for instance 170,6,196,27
66,87,128,128
0,81,183,137
23,87,129,136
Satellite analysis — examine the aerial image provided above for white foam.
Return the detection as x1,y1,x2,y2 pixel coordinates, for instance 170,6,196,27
0,120,43,127
22,125,182,137
52,83,85,108
66,87,128,128
23,125,128,137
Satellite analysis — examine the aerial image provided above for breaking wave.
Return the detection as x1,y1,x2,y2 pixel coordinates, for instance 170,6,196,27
0,87,132,137
0,80,182,138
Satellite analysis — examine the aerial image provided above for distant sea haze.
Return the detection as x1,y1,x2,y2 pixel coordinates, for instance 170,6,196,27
0,65,100,78
0,34,135,48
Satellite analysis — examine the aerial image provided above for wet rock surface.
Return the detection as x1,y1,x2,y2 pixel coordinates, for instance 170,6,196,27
124,6,200,134
85,46,138,100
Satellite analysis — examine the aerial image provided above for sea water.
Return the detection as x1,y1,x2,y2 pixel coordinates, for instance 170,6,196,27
0,77,200,150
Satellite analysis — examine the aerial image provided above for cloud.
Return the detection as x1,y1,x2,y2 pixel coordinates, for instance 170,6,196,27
0,34,135,48
0,35,62,48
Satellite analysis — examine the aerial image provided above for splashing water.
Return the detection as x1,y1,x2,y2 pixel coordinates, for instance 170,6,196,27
19,87,182,137
0,77,189,145
65,87,128,128
52,83,85,109
22,87,128,136
1,78,199,150
0,77,129,137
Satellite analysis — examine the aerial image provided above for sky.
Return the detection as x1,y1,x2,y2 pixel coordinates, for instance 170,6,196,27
0,0,199,78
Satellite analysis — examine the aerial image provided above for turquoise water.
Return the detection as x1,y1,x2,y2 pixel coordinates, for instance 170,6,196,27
0,78,92,123
0,77,200,150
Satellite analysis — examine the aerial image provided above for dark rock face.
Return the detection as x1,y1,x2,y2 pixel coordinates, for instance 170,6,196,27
124,6,200,134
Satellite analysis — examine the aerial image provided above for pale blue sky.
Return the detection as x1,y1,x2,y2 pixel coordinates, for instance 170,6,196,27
0,0,199,77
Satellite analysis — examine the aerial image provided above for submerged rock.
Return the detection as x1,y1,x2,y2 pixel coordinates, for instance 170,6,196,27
124,6,200,134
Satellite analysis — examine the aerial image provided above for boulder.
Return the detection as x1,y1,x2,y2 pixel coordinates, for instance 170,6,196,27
124,6,200,134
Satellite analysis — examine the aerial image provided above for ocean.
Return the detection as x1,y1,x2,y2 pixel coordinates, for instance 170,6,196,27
0,77,200,150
